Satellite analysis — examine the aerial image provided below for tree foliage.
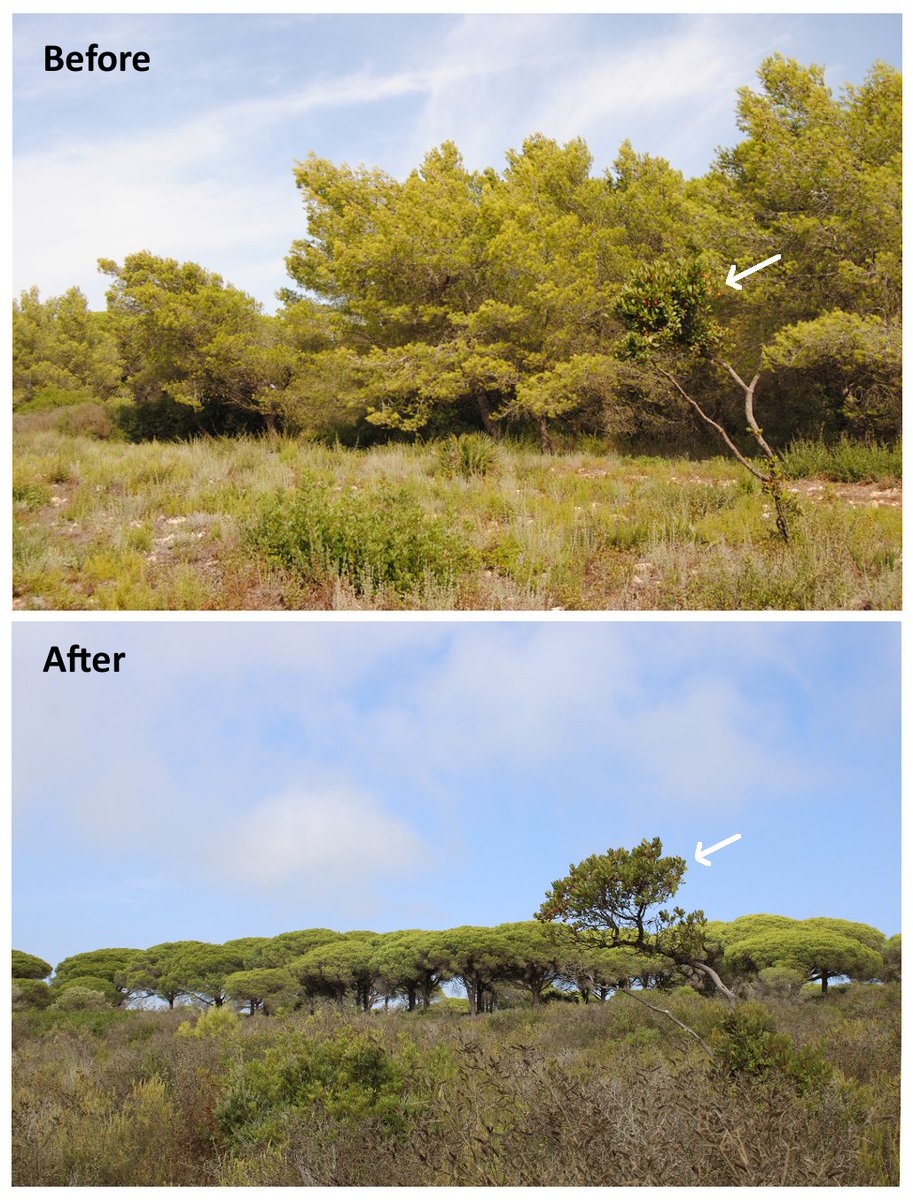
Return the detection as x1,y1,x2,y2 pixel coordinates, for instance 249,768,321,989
13,56,899,451
12,950,52,980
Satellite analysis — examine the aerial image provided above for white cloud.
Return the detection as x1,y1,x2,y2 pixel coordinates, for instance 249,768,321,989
12,14,776,308
215,786,428,887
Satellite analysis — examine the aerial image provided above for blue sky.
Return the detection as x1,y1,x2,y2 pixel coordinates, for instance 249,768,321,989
13,12,901,311
13,621,900,968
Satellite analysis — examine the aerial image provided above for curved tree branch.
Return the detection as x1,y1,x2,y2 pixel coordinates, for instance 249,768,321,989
652,365,768,481
715,359,778,462
614,985,718,1062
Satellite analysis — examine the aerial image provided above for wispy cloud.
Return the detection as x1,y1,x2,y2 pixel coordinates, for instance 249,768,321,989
13,12,852,308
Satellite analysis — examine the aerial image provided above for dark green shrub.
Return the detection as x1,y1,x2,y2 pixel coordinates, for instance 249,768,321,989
216,1028,422,1144
250,478,471,595
713,1002,832,1094
12,481,51,510
12,979,53,1011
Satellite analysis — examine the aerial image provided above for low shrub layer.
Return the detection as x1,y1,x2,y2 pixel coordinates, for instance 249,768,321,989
12,986,899,1186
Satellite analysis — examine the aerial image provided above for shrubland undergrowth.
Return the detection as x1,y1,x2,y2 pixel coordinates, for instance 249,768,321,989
12,984,899,1186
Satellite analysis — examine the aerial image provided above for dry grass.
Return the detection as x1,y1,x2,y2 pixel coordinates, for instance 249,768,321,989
12,985,899,1186
12,429,901,610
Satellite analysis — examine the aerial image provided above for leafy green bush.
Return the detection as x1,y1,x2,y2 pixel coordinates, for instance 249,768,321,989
15,385,100,413
250,478,471,595
12,980,53,1011
216,1028,422,1144
712,1002,832,1093
780,437,901,482
52,985,113,1013
435,433,501,479
13,480,52,510
176,1005,241,1040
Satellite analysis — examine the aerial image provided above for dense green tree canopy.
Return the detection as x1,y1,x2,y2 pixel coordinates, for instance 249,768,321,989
537,837,688,947
53,948,139,1004
289,937,380,1010
12,56,900,452
13,287,122,409
224,968,294,1015
33,897,896,1018
12,950,52,980
99,252,286,436
708,914,888,994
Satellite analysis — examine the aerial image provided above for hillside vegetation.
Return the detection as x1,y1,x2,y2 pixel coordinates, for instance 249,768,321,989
12,986,899,1185
12,431,901,610
13,842,900,1184
11,55,901,610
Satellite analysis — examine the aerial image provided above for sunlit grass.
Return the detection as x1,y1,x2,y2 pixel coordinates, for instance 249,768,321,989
12,429,901,610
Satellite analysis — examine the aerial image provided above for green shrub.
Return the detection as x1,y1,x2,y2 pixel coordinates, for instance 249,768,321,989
712,1002,832,1093
216,1028,422,1144
52,985,113,1013
13,480,52,510
55,974,121,1006
176,1005,241,1040
780,437,901,482
756,965,806,999
15,385,99,413
12,979,53,1011
250,478,471,595
435,433,501,479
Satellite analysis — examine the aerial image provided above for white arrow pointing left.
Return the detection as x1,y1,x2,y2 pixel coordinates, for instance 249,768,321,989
725,255,782,290
695,833,742,866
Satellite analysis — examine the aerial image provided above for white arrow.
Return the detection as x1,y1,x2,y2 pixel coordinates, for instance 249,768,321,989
695,833,742,866
725,255,782,290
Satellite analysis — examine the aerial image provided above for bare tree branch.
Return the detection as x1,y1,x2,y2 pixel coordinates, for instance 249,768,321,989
716,360,777,462
653,365,768,481
614,985,718,1063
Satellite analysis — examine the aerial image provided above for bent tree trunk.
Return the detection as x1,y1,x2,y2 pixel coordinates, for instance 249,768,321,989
653,362,790,542
615,985,717,1063
687,960,738,1005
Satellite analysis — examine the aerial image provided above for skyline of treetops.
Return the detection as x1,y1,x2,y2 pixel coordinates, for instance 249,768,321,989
13,840,900,1016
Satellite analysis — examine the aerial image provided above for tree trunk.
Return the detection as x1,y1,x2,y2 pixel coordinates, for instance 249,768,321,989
476,391,499,439
263,409,277,435
687,960,738,1006
530,979,543,1006
538,416,553,454
466,979,477,1016
821,974,829,995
